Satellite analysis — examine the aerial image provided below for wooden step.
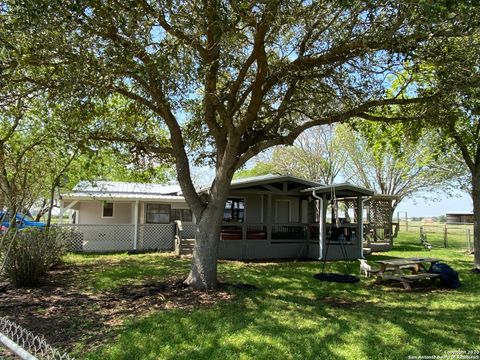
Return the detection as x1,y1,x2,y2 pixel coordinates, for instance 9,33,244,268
182,239,196,245
363,247,372,256
179,249,193,255
179,239,195,256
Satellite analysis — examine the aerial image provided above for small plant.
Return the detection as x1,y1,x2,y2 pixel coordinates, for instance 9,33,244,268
0,227,67,287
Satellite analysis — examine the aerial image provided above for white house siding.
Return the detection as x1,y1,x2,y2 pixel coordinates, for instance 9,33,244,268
77,201,132,224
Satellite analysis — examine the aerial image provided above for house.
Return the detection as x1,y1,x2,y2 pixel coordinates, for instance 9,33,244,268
59,181,196,252
60,175,392,260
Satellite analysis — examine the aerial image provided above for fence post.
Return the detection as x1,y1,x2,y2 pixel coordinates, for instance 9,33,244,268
405,212,408,232
419,226,423,243
443,224,448,248
466,228,472,252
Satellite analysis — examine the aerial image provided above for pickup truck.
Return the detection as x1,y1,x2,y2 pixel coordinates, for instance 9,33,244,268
0,211,46,231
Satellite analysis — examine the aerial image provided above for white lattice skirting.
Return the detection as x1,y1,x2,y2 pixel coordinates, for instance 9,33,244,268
58,224,175,252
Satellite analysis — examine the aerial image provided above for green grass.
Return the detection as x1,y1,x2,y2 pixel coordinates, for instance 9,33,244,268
399,221,474,250
65,234,479,360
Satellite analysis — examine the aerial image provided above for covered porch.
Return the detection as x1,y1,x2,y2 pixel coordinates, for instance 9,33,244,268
208,176,373,261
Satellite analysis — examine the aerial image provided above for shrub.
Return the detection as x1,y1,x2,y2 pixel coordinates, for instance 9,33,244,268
0,227,67,287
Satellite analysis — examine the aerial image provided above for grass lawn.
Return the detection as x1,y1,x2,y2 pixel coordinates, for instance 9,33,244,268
3,233,479,360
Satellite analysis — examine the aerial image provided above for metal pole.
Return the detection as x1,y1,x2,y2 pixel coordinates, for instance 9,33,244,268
358,195,365,259
0,332,37,360
311,190,323,260
133,200,139,251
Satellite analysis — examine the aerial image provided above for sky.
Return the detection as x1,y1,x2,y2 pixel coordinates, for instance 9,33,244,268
395,191,472,218
191,160,474,218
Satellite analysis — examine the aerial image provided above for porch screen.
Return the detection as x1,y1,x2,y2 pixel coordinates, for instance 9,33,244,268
171,209,193,222
223,198,245,223
146,204,171,224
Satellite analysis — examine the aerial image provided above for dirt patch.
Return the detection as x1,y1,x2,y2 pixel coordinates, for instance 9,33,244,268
0,346,17,359
0,265,233,354
317,296,363,309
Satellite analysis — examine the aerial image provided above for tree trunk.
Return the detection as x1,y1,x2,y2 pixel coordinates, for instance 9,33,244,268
472,171,480,270
46,183,57,228
35,198,47,222
184,207,224,290
182,157,238,290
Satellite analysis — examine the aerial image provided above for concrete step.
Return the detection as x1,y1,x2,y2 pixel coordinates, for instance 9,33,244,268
182,239,196,245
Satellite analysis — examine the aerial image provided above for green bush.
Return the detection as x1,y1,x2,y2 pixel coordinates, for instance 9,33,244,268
0,227,67,287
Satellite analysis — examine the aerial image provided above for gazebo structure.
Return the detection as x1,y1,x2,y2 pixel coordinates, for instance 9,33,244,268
364,195,399,251
301,183,374,260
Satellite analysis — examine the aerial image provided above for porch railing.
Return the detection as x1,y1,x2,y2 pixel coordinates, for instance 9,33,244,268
220,223,318,242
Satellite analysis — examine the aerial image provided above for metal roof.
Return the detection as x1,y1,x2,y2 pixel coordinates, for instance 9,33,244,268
73,181,181,195
228,174,322,190
197,174,321,194
369,194,400,200
301,183,374,197
62,181,184,201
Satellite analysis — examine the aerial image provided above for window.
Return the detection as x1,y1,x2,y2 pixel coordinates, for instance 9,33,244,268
171,209,193,222
223,198,245,223
146,204,171,224
102,202,114,217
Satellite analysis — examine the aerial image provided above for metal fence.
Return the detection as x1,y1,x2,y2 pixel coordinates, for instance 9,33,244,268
398,221,475,251
0,317,74,360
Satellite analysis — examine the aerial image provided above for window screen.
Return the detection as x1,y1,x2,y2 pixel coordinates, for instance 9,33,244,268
223,199,245,223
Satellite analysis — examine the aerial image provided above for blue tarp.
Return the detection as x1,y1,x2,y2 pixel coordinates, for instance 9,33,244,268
428,262,461,289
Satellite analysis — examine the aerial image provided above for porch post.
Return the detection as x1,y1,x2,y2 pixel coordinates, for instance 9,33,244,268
357,196,364,259
267,193,272,241
133,200,139,251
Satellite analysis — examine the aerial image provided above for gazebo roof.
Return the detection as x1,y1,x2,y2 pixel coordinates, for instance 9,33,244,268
301,183,374,198
229,174,321,189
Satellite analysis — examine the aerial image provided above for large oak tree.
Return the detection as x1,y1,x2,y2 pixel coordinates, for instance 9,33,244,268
5,1,478,289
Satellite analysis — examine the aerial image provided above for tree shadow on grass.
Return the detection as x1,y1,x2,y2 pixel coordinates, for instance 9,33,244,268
82,278,480,360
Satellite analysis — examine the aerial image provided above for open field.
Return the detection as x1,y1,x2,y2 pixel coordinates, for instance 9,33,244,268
1,232,479,360
398,221,475,250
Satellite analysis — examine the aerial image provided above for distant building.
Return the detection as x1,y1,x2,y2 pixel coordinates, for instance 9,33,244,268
446,213,474,224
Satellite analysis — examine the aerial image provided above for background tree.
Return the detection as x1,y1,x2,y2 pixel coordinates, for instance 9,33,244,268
414,35,480,271
339,123,452,211
7,1,477,289
235,125,348,184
